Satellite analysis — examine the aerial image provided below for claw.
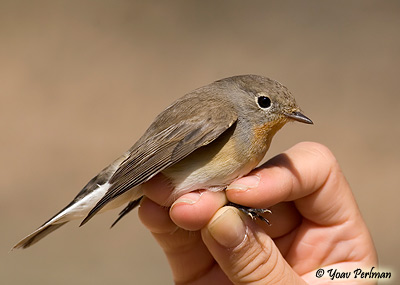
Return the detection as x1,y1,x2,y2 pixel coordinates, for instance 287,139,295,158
227,202,271,225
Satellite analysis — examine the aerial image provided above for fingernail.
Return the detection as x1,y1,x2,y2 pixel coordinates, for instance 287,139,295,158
208,208,246,248
171,192,202,208
226,175,260,191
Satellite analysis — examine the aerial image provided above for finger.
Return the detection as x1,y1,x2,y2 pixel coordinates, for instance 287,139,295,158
138,196,176,234
139,197,217,284
226,142,357,226
201,206,306,284
245,202,302,256
170,190,228,231
141,174,175,207
257,202,302,239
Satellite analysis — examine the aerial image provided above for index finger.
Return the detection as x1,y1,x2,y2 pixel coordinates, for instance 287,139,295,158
226,142,358,226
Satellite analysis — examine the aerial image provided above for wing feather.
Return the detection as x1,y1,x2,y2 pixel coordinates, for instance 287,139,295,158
81,94,237,225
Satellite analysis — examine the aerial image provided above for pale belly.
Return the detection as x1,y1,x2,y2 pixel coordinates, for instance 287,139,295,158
162,133,267,203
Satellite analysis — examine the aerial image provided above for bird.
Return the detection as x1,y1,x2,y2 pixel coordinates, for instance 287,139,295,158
13,74,312,249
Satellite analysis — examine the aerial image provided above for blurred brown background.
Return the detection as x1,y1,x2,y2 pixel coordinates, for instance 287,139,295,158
1,1,399,284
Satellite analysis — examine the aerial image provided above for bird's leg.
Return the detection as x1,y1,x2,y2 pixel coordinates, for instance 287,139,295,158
227,202,271,225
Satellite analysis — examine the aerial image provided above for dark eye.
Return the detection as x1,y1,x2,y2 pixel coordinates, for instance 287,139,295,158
257,96,271,108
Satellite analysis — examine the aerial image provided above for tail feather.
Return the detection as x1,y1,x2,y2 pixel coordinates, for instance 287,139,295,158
110,197,143,228
13,181,117,249
13,222,68,249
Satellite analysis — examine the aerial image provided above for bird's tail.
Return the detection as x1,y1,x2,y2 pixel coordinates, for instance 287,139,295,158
12,197,81,250
13,222,69,249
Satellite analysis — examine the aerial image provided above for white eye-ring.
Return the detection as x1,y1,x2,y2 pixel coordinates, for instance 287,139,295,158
256,95,272,109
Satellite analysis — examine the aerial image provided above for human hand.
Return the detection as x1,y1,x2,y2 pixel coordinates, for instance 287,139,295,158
139,142,377,284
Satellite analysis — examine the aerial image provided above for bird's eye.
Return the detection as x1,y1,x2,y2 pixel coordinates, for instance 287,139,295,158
257,96,271,109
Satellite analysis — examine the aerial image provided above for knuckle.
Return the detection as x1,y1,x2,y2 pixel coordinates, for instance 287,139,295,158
298,142,338,168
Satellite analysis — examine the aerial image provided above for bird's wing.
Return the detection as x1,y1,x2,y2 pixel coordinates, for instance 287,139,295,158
80,95,237,225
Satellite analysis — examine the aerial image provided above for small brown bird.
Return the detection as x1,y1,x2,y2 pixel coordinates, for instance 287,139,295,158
14,74,312,249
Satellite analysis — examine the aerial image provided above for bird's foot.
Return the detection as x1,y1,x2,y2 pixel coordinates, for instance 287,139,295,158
227,202,271,225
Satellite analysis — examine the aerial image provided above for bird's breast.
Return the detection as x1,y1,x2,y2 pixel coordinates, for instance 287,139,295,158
161,123,271,201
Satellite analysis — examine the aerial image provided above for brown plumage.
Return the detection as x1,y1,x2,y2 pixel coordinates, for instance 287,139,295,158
14,74,312,249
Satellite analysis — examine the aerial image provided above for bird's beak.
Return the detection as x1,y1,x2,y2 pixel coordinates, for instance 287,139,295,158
284,111,313,124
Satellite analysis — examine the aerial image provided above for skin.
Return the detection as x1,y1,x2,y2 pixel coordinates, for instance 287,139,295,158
139,142,378,284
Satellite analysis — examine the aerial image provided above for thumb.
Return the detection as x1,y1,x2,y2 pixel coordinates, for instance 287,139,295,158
201,207,305,284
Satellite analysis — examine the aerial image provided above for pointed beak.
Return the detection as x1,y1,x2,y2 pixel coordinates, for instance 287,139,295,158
284,111,313,124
